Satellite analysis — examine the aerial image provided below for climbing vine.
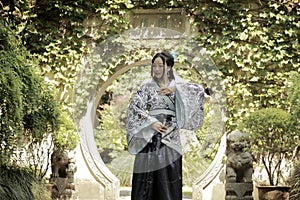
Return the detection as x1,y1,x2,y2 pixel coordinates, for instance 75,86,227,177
1,0,299,190
0,20,77,178
184,0,299,129
2,0,298,132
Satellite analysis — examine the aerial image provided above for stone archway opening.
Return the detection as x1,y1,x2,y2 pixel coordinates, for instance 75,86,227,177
74,27,227,200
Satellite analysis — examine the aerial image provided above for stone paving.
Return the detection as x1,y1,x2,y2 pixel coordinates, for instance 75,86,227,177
119,187,192,200
119,196,191,200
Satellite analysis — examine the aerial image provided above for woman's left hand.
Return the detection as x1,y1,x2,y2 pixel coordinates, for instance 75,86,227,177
151,122,167,134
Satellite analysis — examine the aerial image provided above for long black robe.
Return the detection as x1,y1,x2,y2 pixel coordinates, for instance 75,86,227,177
126,77,204,200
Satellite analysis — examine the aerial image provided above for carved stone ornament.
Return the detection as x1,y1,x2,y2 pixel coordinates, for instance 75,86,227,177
50,149,76,200
225,130,253,200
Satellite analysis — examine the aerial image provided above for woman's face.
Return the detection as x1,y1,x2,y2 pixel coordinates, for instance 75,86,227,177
152,57,170,80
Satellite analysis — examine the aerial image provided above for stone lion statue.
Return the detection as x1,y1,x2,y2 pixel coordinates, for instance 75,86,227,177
51,149,69,178
226,130,253,183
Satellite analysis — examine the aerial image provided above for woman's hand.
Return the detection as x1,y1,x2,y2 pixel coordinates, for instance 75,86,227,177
158,86,175,95
151,122,167,134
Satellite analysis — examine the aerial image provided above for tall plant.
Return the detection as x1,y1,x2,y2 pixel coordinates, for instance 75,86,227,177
241,108,298,185
0,167,51,200
289,161,300,200
0,20,77,178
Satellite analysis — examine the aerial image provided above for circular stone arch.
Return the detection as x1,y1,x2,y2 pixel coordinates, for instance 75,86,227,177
74,28,227,200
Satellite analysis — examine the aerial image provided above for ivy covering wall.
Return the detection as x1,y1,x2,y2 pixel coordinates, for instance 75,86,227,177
1,0,299,190
2,0,298,130
0,18,78,174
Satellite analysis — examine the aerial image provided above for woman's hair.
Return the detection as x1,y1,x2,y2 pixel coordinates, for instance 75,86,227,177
151,51,175,81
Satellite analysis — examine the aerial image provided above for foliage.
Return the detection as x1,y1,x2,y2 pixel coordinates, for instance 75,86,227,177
71,0,299,135
1,0,129,162
1,0,299,136
55,111,79,150
105,151,134,186
289,160,300,200
182,145,211,186
1,0,133,109
186,0,300,131
0,20,77,180
286,71,300,122
1,0,299,190
0,167,51,200
195,101,224,160
0,21,54,166
286,71,300,199
130,0,300,131
95,105,127,151
241,108,299,185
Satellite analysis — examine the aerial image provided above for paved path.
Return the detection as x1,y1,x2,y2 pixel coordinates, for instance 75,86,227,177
119,197,191,200
119,187,192,200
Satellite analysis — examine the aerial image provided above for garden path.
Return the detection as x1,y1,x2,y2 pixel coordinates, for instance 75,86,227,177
119,187,192,200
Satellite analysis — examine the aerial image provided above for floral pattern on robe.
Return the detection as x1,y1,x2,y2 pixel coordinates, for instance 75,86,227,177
126,77,204,155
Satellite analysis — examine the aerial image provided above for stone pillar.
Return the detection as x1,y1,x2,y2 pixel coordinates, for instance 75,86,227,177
225,130,253,200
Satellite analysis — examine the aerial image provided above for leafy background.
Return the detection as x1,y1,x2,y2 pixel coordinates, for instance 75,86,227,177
1,0,299,197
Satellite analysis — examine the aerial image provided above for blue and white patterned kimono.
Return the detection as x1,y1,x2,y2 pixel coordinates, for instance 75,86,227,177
126,75,204,200
126,76,204,154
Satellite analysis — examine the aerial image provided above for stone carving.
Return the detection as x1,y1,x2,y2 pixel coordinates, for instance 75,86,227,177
225,130,253,200
226,130,253,183
129,8,189,34
226,183,253,200
51,149,69,178
50,149,76,200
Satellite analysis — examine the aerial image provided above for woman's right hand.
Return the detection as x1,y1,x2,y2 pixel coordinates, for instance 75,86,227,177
158,86,175,95
151,122,167,134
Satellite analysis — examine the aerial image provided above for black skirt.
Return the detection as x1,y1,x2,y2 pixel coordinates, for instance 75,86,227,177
131,134,182,200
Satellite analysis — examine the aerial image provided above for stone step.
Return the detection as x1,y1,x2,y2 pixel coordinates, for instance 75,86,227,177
119,187,192,200
120,187,131,197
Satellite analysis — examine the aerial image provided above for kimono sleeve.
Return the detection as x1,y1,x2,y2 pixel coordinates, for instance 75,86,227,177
126,84,158,155
175,82,204,130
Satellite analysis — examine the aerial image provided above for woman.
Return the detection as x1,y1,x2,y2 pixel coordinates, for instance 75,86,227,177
126,52,204,200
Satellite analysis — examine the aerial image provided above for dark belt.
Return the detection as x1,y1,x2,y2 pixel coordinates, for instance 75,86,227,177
152,114,174,152
154,114,173,124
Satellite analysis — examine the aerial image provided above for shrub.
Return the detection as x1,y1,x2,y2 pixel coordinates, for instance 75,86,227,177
289,161,300,200
241,108,298,185
0,167,51,200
